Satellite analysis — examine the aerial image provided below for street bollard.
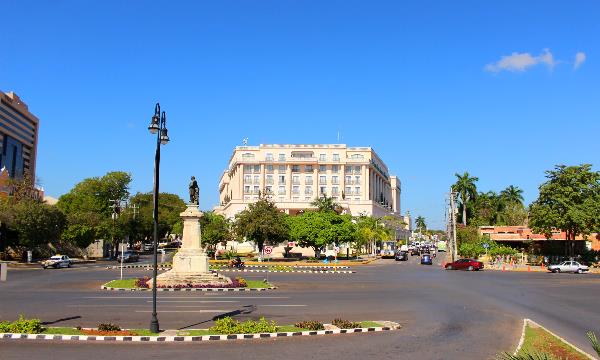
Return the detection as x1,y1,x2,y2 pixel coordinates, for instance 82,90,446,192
528,265,531,272
502,264,505,272
0,262,7,281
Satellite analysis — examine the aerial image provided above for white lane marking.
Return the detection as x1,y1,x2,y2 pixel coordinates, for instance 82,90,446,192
258,305,307,307
135,310,229,313
69,305,237,308
146,301,239,303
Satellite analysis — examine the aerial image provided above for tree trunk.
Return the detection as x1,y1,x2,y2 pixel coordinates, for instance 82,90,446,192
462,204,467,226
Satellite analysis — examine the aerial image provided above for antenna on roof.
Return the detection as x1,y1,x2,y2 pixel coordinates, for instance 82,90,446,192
242,137,248,146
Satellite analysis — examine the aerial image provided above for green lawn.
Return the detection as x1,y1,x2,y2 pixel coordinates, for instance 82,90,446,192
276,325,309,332
518,324,588,360
178,329,216,336
104,279,137,288
246,280,273,289
42,327,85,335
359,321,383,328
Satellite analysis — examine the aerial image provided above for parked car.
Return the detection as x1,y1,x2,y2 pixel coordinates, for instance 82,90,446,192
117,251,140,263
143,243,154,252
445,258,484,271
42,255,71,269
548,261,589,274
395,251,408,261
420,254,433,265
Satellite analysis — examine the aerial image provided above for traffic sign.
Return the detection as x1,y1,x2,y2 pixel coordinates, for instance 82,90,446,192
264,246,273,255
483,243,490,249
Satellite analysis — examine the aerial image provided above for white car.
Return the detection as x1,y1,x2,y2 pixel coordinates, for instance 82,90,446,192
42,255,72,269
548,261,589,274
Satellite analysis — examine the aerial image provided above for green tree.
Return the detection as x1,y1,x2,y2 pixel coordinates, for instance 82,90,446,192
415,216,427,233
200,211,232,256
57,171,132,245
288,211,355,257
472,191,502,226
500,185,524,206
233,199,289,255
497,202,528,226
310,195,341,213
452,172,479,226
529,164,600,256
129,192,186,242
12,200,67,256
353,216,392,255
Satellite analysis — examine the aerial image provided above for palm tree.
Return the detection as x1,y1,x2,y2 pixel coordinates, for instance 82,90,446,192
452,172,479,226
415,216,426,233
500,185,524,205
310,195,341,213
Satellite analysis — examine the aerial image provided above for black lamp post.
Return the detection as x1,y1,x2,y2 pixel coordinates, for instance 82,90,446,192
148,102,169,333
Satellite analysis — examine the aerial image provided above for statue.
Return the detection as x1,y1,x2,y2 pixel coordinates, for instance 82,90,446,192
189,176,199,205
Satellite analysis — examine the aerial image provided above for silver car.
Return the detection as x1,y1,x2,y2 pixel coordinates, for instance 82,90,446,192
548,261,589,274
42,255,72,269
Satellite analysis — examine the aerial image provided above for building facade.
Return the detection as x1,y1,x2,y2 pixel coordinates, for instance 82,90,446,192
0,91,39,180
214,144,407,222
479,226,599,252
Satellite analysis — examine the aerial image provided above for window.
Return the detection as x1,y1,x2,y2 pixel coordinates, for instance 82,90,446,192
244,165,252,174
265,186,273,194
350,154,364,160
319,176,327,185
305,165,313,173
292,165,300,173
345,166,353,174
278,153,286,161
333,154,340,162
355,176,361,184
319,165,327,173
244,185,251,194
355,187,361,195
266,165,274,173
253,186,260,194
332,187,339,195
244,175,252,183
278,186,286,195
354,166,361,174
266,175,274,185
293,186,300,194
332,176,339,185
305,176,313,185
305,186,313,195
345,176,352,185
305,197,311,201
242,153,255,159
253,175,260,184
320,186,327,195
345,186,352,195
278,175,286,184
332,165,339,173
319,154,327,161
265,153,273,161
278,165,286,172
292,175,300,185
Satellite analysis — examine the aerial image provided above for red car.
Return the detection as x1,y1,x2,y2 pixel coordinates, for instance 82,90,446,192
445,258,484,271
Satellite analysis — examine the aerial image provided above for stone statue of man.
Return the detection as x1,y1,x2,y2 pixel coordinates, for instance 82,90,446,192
189,176,199,205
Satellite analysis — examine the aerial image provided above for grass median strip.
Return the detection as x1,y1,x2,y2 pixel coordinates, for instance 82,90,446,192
517,324,589,360
102,278,273,290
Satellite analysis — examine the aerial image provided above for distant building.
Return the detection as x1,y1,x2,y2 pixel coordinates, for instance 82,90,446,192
214,144,409,223
479,226,600,252
0,91,39,181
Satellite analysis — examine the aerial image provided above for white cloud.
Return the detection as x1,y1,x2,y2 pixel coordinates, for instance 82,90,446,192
485,49,557,73
574,52,586,69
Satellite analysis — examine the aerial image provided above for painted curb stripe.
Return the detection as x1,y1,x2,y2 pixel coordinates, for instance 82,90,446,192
0,325,400,343
100,286,277,292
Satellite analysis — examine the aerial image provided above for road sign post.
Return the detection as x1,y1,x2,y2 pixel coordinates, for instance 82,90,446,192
0,262,7,282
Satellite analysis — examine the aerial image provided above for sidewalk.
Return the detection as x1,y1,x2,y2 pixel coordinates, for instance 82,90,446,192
481,263,599,274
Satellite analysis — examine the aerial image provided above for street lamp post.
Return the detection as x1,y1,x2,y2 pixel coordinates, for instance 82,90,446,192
148,102,170,333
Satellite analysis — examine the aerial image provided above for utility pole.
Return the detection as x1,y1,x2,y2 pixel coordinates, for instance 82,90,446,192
449,189,458,262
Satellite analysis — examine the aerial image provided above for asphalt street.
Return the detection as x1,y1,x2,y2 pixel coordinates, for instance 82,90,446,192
1,256,599,360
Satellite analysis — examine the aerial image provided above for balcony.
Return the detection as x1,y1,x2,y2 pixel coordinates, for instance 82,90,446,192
305,181,313,185
292,180,301,185
278,190,286,195
266,180,274,185
304,191,313,195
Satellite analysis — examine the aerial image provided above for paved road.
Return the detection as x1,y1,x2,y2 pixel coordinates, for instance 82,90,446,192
1,257,599,360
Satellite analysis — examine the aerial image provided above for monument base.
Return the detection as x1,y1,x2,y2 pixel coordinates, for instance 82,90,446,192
151,249,232,288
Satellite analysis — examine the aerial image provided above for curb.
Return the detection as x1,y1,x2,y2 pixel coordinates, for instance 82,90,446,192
515,319,597,360
101,285,277,292
0,324,400,343
217,269,355,274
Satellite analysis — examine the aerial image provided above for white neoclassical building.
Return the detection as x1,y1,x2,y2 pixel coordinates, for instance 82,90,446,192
214,144,410,222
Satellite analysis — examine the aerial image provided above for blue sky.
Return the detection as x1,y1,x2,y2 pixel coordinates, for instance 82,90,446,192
1,1,599,229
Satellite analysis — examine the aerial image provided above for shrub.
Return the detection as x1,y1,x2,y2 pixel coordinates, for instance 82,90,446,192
235,277,247,287
135,277,150,289
210,317,277,335
98,323,121,332
0,315,43,334
331,318,360,329
269,265,293,272
294,320,325,331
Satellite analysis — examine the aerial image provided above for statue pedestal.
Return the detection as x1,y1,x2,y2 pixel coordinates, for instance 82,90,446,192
151,204,231,288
